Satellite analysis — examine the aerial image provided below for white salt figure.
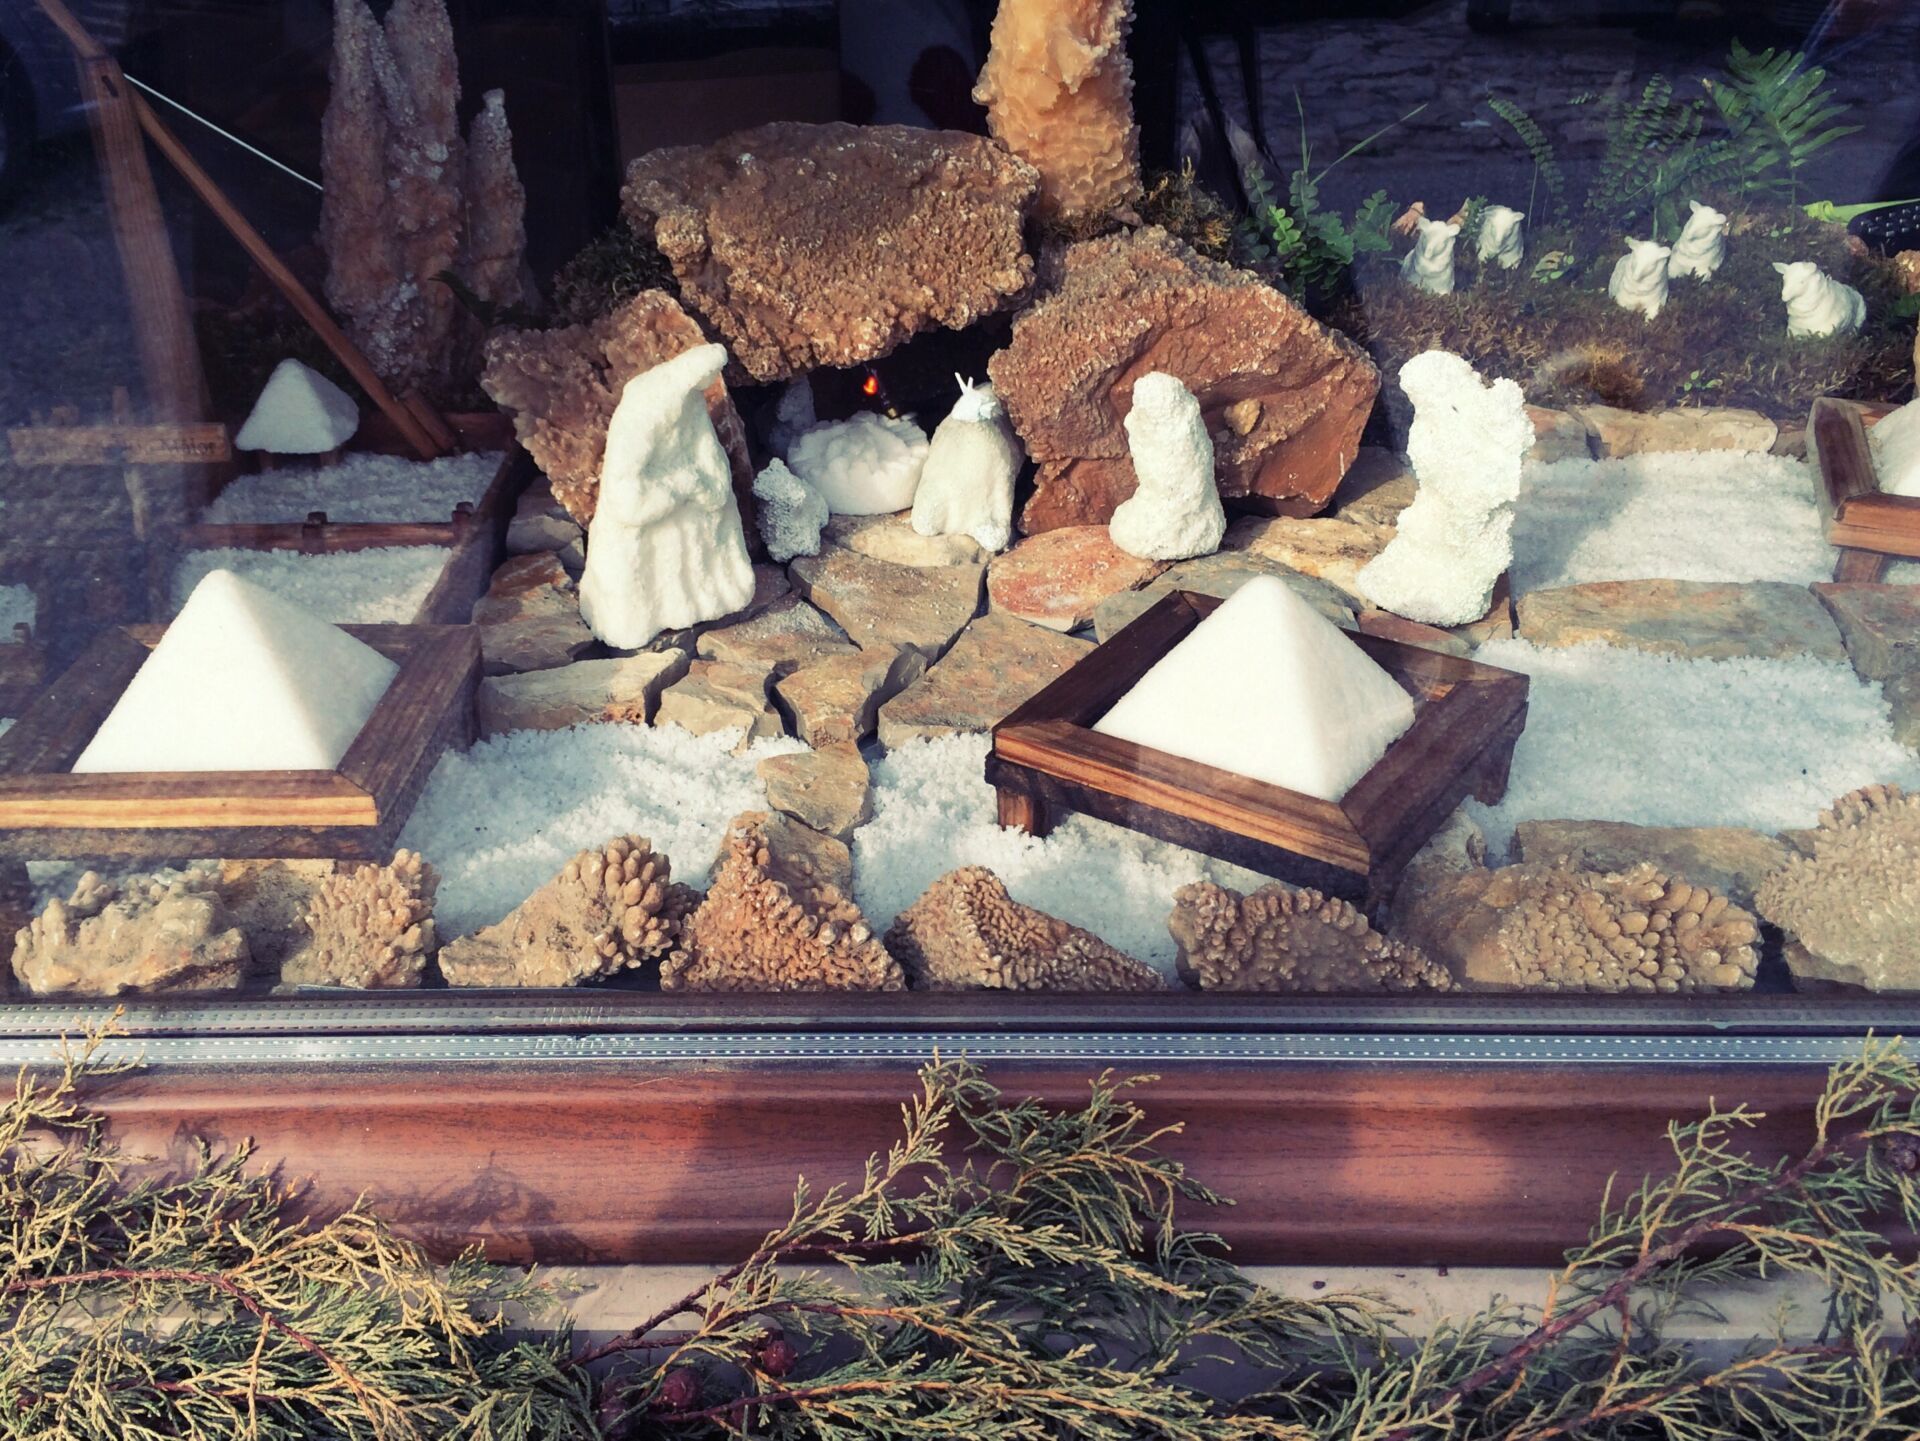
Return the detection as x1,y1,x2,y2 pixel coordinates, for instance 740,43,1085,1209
234,358,359,454
1094,575,1416,803
1667,200,1728,280
1357,350,1532,627
579,343,756,650
788,411,929,515
752,457,828,562
72,569,396,774
1476,206,1526,270
1108,372,1225,562
1773,260,1865,338
1400,216,1460,295
1870,396,1920,498
1607,238,1672,319
910,375,1025,553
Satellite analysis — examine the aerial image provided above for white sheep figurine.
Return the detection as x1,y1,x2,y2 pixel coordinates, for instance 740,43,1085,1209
1773,260,1865,338
1667,200,1728,280
910,375,1024,553
1607,238,1673,320
1476,206,1526,270
1399,217,1460,295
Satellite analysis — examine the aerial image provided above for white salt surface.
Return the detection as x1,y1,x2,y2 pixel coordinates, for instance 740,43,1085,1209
203,451,497,524
171,546,449,624
853,734,1268,981
1464,639,1920,857
1511,451,1836,592
398,722,804,940
0,583,34,634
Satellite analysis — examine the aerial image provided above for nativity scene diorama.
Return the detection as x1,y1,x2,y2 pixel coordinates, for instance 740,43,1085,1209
0,0,1916,1004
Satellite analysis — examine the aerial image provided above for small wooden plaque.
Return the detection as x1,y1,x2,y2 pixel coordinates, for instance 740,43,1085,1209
985,591,1530,911
0,623,479,861
1808,396,1920,583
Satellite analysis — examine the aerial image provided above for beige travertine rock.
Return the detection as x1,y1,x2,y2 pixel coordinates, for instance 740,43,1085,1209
1512,820,1792,911
438,836,695,988
1220,513,1395,608
14,868,248,997
667,814,902,991
621,122,1038,383
822,512,988,570
1092,554,1354,640
1568,404,1778,458
877,612,1091,747
788,549,986,661
986,527,1165,632
216,858,337,971
887,867,1161,991
1170,881,1451,993
656,660,783,742
971,0,1140,223
478,609,595,677
506,479,584,557
460,89,526,311
1327,447,1418,528
694,596,855,676
478,652,690,736
1811,583,1920,681
473,552,575,625
775,645,926,748
282,850,437,989
1526,406,1593,462
990,228,1378,531
1518,581,1847,664
757,743,872,842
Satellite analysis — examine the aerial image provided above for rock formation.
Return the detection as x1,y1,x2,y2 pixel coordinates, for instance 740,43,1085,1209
971,0,1140,224
460,89,527,311
481,290,754,526
1668,200,1728,280
1755,784,1920,992
667,814,904,991
14,867,249,997
911,378,1025,553
281,851,437,989
1394,860,1760,993
621,122,1038,382
1399,216,1459,294
989,228,1378,533
1108,372,1225,561
438,837,696,987
1607,239,1672,320
1170,880,1452,993
886,867,1161,991
1774,260,1866,339
753,458,828,563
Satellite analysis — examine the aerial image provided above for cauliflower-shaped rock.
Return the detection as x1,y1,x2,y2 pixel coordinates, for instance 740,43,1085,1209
667,814,903,992
1169,880,1451,993
1395,860,1760,993
281,850,438,989
438,836,696,988
886,867,1161,991
789,412,930,516
1756,784,1920,992
14,867,249,997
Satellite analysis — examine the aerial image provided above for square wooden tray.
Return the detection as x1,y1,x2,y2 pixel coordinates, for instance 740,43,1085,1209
1808,396,1920,583
0,622,479,862
985,590,1530,911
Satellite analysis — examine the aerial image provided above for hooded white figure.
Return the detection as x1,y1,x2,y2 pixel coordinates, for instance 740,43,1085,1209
1773,260,1865,338
910,375,1025,552
1607,238,1672,319
579,343,756,649
1667,200,1728,280
1108,372,1225,562
1400,216,1460,295
1476,206,1526,270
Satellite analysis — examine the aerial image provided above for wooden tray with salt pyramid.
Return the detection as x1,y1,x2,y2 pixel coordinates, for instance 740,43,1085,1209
1808,396,1920,583
986,581,1530,912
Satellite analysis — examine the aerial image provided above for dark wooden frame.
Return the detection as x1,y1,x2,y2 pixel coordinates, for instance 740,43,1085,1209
1809,395,1920,583
986,591,1529,909
0,622,479,861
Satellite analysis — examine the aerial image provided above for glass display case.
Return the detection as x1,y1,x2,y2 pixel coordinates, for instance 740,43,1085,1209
1,0,1916,1263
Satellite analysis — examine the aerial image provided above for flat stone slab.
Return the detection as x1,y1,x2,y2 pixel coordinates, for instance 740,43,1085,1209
1812,583,1920,681
505,479,584,556
473,552,576,626
1093,553,1354,642
789,548,985,661
1518,580,1846,662
695,595,855,675
1327,446,1418,528
1568,403,1778,458
1887,672,1920,751
821,511,988,569
644,564,792,655
757,743,872,841
478,610,596,676
986,527,1164,632
878,612,1092,747
656,660,783,742
477,652,689,737
1219,512,1392,607
1526,405,1592,463
774,644,925,748
1511,818,1791,909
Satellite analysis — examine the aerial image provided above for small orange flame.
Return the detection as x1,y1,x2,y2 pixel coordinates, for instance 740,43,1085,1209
861,372,880,398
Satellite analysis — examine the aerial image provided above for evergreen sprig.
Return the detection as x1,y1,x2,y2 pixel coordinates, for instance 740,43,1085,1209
1708,40,1862,206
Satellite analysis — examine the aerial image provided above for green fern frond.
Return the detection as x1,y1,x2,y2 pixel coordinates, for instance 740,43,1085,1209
1488,96,1567,220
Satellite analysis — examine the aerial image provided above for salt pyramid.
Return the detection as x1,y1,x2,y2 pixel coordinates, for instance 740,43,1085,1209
72,570,399,774
1092,575,1417,802
234,358,359,454
1871,397,1920,498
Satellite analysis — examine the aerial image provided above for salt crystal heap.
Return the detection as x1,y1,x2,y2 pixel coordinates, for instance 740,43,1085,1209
789,412,930,516
234,358,359,454
1871,396,1920,498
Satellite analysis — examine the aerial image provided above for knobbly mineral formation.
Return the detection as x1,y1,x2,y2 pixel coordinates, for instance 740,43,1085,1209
461,89,527,311
667,814,904,991
887,867,1161,991
282,850,437,989
438,836,696,988
481,290,754,526
621,122,1038,382
972,0,1140,223
1756,784,1920,992
990,229,1378,532
1169,881,1451,993
14,868,249,997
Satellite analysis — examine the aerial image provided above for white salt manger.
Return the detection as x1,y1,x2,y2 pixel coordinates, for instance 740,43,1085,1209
1092,575,1416,803
171,546,450,624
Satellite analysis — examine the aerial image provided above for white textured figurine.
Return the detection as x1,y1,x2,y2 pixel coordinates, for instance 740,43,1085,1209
580,343,756,649
1356,350,1532,627
910,375,1025,553
1400,217,1460,295
1476,206,1526,270
752,458,828,563
1773,260,1866,338
1870,396,1920,498
1607,238,1672,319
1108,373,1226,562
1667,200,1728,280
788,411,929,515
